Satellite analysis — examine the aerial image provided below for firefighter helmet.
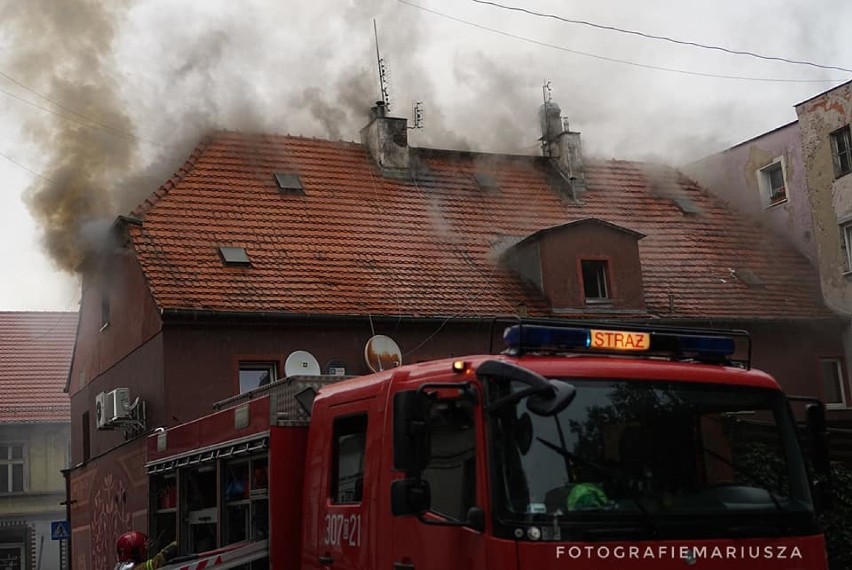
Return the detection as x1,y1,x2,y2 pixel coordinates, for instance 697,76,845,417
116,531,148,562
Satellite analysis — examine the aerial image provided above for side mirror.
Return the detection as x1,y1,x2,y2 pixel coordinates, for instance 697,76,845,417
391,478,431,516
478,360,576,416
393,391,431,473
465,506,486,532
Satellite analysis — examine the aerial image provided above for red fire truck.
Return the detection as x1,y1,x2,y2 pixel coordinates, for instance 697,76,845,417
142,321,831,569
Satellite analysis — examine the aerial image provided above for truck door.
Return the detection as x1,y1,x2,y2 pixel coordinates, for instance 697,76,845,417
315,404,370,570
388,394,488,570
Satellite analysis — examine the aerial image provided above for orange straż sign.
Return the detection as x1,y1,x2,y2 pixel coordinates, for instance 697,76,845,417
590,330,650,351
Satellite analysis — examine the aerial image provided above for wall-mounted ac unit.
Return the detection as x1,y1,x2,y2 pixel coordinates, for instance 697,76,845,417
95,388,131,429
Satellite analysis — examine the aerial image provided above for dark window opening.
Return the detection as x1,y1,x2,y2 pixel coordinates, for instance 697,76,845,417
820,358,847,408
581,260,609,301
831,126,852,179
766,164,786,203
331,414,367,504
82,411,91,462
473,172,499,191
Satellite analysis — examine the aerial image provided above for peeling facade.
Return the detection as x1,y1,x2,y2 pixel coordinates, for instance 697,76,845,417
795,80,852,314
686,121,816,264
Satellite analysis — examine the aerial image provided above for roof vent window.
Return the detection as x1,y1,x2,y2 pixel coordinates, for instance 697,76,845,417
219,246,251,267
473,172,499,191
274,173,304,193
673,197,700,215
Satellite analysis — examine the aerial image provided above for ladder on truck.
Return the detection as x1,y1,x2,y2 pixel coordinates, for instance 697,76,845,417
159,540,268,570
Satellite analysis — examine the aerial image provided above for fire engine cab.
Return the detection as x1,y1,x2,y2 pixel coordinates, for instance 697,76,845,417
142,321,831,569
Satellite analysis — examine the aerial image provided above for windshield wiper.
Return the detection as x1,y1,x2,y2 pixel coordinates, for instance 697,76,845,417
700,446,789,523
536,436,659,537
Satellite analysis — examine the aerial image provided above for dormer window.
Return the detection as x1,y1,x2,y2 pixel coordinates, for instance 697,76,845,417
581,260,610,302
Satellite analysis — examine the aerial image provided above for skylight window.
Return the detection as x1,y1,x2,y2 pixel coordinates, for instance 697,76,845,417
473,172,499,191
219,246,251,267
274,172,304,193
673,197,700,215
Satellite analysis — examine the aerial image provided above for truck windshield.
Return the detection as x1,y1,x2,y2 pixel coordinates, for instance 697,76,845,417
487,379,816,540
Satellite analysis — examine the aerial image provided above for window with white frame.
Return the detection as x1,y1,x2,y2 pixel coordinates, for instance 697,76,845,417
830,125,852,179
819,357,847,408
757,159,787,207
238,362,277,394
0,444,25,494
841,222,852,273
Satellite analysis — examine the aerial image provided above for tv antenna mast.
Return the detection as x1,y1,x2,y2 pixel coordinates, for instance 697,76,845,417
374,19,391,111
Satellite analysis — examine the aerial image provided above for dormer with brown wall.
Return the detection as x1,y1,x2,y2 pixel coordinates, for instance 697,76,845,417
501,218,646,314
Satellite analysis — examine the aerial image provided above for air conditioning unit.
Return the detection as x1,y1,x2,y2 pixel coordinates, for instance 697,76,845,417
95,388,130,429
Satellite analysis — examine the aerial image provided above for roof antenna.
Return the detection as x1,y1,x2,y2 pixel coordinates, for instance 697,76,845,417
374,19,391,112
542,79,553,157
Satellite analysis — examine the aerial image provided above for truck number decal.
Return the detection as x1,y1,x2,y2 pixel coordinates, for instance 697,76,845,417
324,514,362,547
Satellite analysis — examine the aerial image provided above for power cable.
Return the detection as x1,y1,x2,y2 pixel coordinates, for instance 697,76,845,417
471,0,852,74
397,0,844,83
0,150,57,185
0,73,172,148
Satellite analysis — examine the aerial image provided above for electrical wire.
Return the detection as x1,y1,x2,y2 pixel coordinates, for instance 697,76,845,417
0,73,172,148
397,0,845,83
471,0,852,74
0,150,57,185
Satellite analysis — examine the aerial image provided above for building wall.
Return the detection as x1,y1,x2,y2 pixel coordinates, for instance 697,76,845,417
686,122,816,264
0,423,69,570
68,439,147,570
796,82,852,314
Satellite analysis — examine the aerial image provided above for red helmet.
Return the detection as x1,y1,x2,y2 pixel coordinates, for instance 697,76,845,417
116,531,148,562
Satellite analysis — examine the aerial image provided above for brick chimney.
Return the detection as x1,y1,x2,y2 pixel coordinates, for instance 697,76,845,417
360,101,410,178
539,101,586,194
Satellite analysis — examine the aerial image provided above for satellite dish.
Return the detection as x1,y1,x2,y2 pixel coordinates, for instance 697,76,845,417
284,350,321,377
365,335,402,373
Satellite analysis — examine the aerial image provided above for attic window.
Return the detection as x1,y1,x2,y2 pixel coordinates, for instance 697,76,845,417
731,268,764,288
473,172,499,191
274,173,304,193
581,260,610,302
219,246,251,267
673,197,700,215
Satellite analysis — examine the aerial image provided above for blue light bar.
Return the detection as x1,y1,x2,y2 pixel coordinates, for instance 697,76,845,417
504,325,590,351
671,334,736,358
503,324,737,361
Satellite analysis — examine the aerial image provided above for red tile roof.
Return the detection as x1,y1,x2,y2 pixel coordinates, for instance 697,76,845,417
0,312,77,423
128,132,831,320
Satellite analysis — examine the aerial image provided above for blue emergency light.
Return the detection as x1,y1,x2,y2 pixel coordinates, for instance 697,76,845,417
502,323,737,362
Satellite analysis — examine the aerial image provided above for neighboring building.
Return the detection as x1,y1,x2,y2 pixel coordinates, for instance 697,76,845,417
686,120,816,265
687,79,852,417
0,311,77,570
66,99,844,567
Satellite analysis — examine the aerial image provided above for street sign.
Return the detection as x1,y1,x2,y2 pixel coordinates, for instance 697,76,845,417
51,520,70,541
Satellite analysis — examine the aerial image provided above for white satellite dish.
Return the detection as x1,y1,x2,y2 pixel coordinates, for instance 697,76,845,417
284,350,321,377
365,335,402,373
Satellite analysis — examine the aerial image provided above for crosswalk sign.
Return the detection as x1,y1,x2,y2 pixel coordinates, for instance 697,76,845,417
51,520,70,540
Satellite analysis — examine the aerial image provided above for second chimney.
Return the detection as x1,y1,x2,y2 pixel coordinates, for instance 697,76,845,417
539,101,586,194
361,101,410,178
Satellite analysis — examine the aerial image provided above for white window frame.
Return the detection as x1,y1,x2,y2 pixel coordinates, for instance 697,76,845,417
0,443,26,494
757,157,787,208
238,362,277,394
820,357,848,409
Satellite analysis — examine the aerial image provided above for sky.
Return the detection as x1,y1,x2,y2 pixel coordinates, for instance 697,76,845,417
0,0,851,311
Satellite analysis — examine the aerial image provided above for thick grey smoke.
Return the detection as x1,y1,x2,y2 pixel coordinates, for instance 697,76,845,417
2,0,850,274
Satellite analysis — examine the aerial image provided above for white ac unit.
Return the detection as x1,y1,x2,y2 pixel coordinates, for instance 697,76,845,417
95,388,130,429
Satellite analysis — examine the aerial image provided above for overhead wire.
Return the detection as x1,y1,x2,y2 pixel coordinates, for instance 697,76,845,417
471,0,852,74
396,0,846,84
